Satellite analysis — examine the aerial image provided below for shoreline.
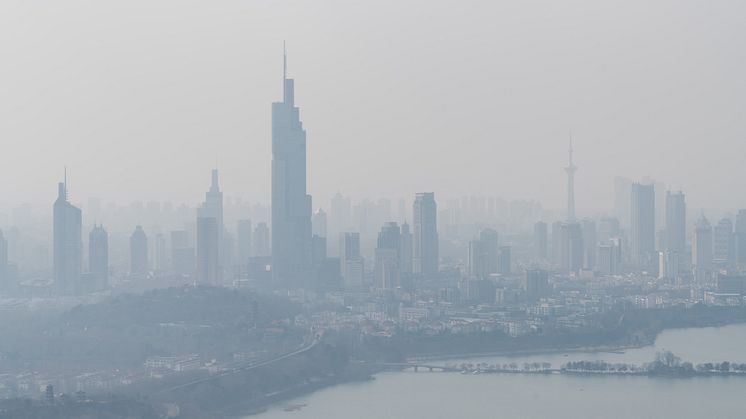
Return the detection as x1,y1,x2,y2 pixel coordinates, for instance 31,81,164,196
405,341,653,363
236,321,746,417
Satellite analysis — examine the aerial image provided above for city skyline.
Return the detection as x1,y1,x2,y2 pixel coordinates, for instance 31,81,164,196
1,1,745,210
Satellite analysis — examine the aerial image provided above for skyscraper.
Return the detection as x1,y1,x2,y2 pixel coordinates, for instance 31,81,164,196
88,224,108,289
413,192,438,276
130,225,148,276
693,214,713,282
375,222,401,290
53,178,82,294
339,232,363,288
197,216,219,284
631,182,656,266
713,217,733,264
664,191,686,254
468,239,487,279
199,170,225,273
271,47,313,286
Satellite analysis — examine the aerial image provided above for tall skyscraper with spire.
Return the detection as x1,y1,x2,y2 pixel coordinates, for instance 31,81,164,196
197,169,224,283
53,174,82,294
271,46,313,286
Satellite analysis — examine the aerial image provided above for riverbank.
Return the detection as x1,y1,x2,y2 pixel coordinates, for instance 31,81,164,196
406,340,653,363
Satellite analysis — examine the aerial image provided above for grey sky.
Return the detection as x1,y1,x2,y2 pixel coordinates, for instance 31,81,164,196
1,0,744,211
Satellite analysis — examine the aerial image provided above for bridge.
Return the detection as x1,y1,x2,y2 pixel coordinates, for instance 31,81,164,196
158,333,322,395
373,362,459,372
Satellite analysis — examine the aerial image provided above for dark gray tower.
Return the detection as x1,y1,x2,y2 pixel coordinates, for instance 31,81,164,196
271,46,313,286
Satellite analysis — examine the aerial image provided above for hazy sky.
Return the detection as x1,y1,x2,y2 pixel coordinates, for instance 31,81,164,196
1,0,744,211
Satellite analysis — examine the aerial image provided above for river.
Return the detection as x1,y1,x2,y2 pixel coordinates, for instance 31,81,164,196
248,323,746,419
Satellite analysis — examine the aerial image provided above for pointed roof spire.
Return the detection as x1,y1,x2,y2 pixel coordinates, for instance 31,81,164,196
283,40,287,82
211,169,220,191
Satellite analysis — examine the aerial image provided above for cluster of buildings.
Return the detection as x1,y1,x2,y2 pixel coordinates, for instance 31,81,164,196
0,50,744,315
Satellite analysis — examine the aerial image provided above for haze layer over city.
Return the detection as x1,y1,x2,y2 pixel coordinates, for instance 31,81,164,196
1,1,746,419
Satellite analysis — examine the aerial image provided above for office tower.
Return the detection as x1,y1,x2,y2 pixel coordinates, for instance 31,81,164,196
88,224,108,289
658,251,680,280
664,191,686,254
340,232,363,288
631,183,656,266
399,222,413,275
253,222,270,257
558,222,584,273
713,218,733,264
614,177,632,228
196,217,219,284
413,192,438,276
130,225,148,276
171,230,195,276
735,210,746,267
693,214,713,282
312,208,327,238
199,169,226,271
468,240,487,279
597,242,620,276
237,219,252,268
154,233,166,272
534,221,548,259
375,222,401,290
597,217,620,243
271,49,313,286
53,178,82,294
581,219,597,270
498,246,511,275
565,140,577,222
479,228,499,274
525,269,549,302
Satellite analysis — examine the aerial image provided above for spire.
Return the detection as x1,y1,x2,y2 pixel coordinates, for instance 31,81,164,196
210,169,219,192
58,168,68,201
282,41,287,98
